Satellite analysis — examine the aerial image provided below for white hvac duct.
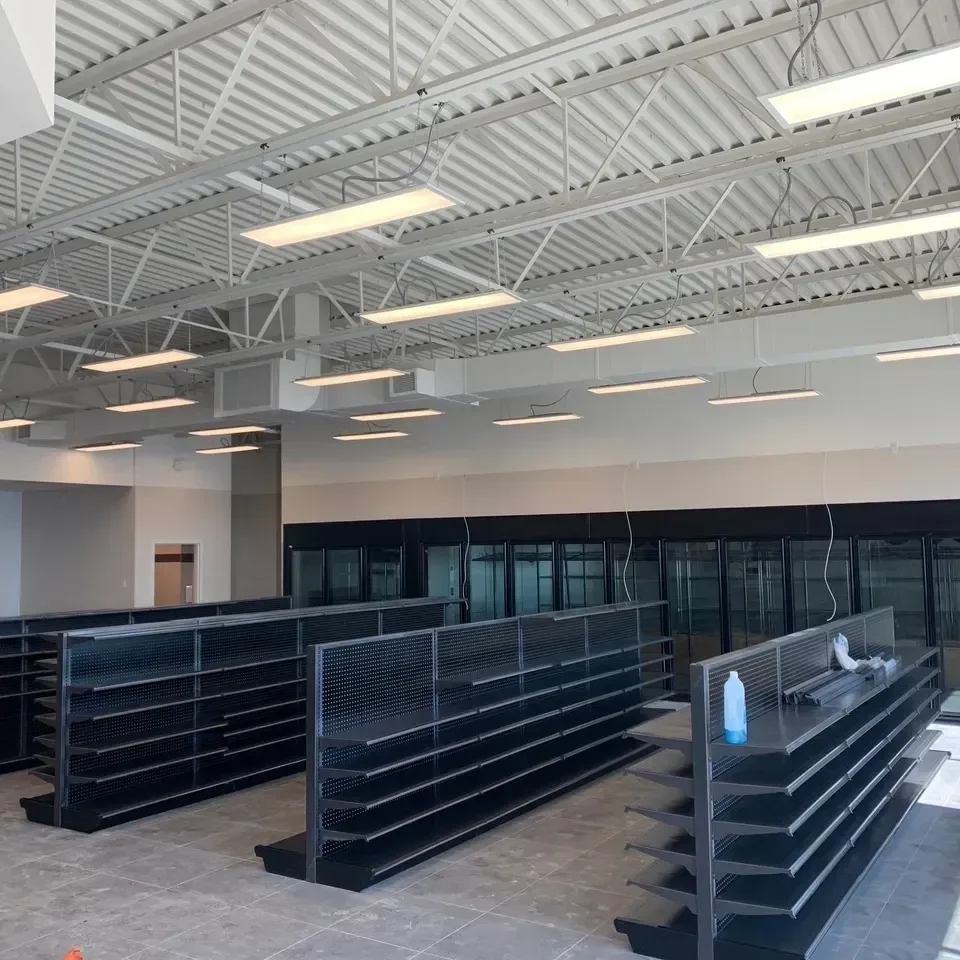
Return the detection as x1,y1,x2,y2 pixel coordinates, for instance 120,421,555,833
0,0,55,144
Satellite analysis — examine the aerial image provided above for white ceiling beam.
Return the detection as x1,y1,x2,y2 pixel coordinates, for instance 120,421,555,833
390,94,960,256
53,0,294,98
408,0,471,92
388,0,399,93
194,12,270,153
5,0,883,277
681,183,737,258
586,68,672,197
8,160,960,367
0,0,753,249
59,227,216,279
282,6,385,101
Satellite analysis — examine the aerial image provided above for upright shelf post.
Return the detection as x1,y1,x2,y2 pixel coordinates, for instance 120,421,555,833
689,661,715,960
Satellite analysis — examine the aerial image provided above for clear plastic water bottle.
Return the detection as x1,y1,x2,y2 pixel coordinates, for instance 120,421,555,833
724,670,747,744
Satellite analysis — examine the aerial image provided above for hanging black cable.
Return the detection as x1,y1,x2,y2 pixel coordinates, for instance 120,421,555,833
805,195,858,231
530,389,571,417
767,168,793,234
612,274,686,333
341,103,446,203
786,0,823,87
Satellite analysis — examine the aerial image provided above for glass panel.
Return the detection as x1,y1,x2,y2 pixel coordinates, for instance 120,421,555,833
727,541,785,648
792,539,852,629
613,541,662,634
426,545,462,624
514,543,554,615
666,540,721,691
561,543,605,609
291,550,324,607
469,544,506,622
325,548,361,604
934,538,960,691
368,546,402,602
858,538,926,640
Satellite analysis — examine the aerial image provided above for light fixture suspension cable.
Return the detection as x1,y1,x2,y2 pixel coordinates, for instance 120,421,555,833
822,452,838,623
341,102,446,203
805,194,858,231
529,388,571,417
621,464,634,603
461,475,470,613
787,0,823,87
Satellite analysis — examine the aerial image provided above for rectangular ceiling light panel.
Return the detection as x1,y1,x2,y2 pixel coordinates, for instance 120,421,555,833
189,425,269,436
83,349,199,373
589,376,707,394
547,325,696,352
492,413,582,426
753,209,960,259
241,186,457,247
876,344,960,361
74,442,143,452
350,409,443,422
0,284,69,312
914,284,960,301
763,41,960,126
708,389,820,405
334,430,409,441
294,368,404,387
106,397,198,413
0,418,35,430
360,290,521,326
196,445,261,455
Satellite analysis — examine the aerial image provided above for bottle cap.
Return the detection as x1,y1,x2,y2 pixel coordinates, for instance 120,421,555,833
730,670,738,679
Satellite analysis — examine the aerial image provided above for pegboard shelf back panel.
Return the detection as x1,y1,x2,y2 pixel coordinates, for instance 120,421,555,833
616,608,947,960
257,601,673,891
19,597,457,833
0,596,290,777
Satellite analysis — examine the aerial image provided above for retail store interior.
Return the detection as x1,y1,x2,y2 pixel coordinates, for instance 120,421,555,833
5,1,960,959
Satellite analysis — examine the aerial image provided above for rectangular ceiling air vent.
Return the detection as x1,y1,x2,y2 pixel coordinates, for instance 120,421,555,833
388,372,418,397
216,361,277,415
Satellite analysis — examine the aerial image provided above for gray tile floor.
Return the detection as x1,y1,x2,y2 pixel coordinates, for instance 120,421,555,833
1,725,959,960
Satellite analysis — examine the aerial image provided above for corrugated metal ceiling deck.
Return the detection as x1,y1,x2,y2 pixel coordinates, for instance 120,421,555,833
2,0,960,379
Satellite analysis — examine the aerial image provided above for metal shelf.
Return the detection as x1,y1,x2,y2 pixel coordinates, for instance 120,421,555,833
628,751,694,794
66,721,228,755
67,747,228,783
615,609,944,960
435,637,661,688
260,735,648,890
66,652,303,692
224,714,305,739
714,722,922,880
713,720,900,838
626,706,692,756
709,652,938,758
716,750,947,956
67,677,305,721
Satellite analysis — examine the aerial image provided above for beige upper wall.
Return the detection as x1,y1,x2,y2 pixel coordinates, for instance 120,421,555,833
20,486,135,614
282,444,960,523
231,447,281,600
282,354,960,524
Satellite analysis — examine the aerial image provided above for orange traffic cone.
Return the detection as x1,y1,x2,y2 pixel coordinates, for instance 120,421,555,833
62,949,84,960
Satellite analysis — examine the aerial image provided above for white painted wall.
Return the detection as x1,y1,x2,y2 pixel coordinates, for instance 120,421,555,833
282,354,960,522
20,486,135,614
0,433,232,490
0,492,22,616
231,447,281,599
133,487,232,607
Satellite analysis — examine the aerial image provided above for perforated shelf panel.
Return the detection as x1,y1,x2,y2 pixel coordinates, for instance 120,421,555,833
256,600,669,891
615,608,945,960
21,597,454,833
